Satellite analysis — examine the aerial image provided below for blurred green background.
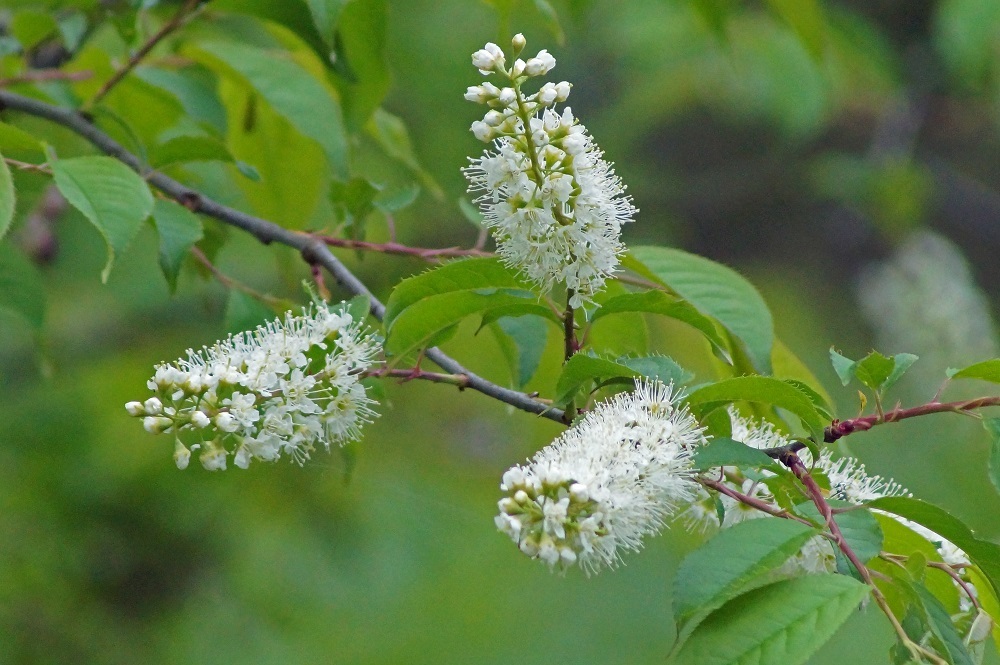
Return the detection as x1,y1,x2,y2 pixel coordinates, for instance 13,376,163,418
2,0,1000,662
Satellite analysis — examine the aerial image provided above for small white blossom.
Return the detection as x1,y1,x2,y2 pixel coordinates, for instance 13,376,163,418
496,380,707,574
463,38,635,309
127,300,381,471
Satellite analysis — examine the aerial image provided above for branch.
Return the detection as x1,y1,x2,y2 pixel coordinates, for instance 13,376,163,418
316,234,492,261
0,89,565,423
87,0,202,108
697,475,814,527
0,70,92,88
824,396,1000,443
364,367,471,388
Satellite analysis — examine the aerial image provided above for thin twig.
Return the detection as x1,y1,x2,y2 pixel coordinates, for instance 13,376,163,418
316,234,493,262
3,158,50,174
563,289,577,361
0,70,92,88
697,476,814,526
0,89,565,423
189,246,294,310
927,561,982,611
87,0,201,108
364,367,471,388
824,396,1000,442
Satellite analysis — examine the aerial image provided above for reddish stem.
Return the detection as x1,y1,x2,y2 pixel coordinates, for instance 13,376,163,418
824,396,1000,442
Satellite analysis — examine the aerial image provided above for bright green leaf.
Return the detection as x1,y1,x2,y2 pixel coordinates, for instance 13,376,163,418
830,347,855,386
692,437,777,471
151,199,204,293
672,574,867,665
868,496,1000,601
0,150,14,241
0,242,45,330
493,315,548,388
0,122,45,162
627,246,774,373
853,350,895,392
672,518,818,641
193,40,348,178
385,290,547,359
949,359,1000,384
686,376,825,435
51,155,154,282
554,353,690,407
150,135,235,168
593,289,729,356
384,258,532,331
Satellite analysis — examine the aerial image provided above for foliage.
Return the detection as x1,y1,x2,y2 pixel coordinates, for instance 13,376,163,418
1,1,999,664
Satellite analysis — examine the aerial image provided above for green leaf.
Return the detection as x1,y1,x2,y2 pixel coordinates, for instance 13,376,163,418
868,496,1000,601
10,10,57,51
554,353,690,407
336,0,390,129
367,109,443,199
627,246,774,373
593,289,729,356
384,258,532,330
135,66,228,136
193,40,348,178
853,351,896,391
0,150,14,241
331,177,379,239
764,0,827,60
830,347,856,386
0,242,45,330
692,437,777,471
149,135,235,169
686,376,825,436
492,315,548,388
949,359,1000,383
672,574,868,665
304,0,347,50
51,155,154,282
338,294,371,323
0,122,45,162
981,419,1000,497
883,353,919,392
385,290,548,359
795,502,883,565
532,0,565,45
151,199,204,293
373,183,419,213
672,518,818,641
915,583,975,665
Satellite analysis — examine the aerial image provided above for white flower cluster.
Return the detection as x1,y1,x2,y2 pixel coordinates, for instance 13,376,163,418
495,380,706,573
125,301,380,471
463,35,636,309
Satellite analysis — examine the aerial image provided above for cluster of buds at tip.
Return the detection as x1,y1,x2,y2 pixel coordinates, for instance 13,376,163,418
463,34,636,309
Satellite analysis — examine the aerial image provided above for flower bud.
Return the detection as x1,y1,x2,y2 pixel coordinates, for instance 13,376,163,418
215,412,238,433
125,401,144,417
464,85,488,103
143,397,163,415
173,440,191,470
470,120,494,142
498,87,516,108
472,42,505,74
143,416,173,434
511,33,526,55
199,443,228,471
525,50,556,77
510,58,526,78
190,410,211,428
537,83,558,106
554,81,571,102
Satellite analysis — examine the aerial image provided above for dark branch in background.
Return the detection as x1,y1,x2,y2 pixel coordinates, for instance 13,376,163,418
86,0,202,108
0,90,565,423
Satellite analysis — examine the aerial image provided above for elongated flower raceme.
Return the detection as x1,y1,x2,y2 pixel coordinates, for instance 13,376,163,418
496,380,707,574
125,300,380,471
463,35,636,309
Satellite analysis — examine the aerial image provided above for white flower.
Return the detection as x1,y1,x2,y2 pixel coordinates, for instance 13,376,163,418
496,380,707,573
463,38,636,308
127,300,381,471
